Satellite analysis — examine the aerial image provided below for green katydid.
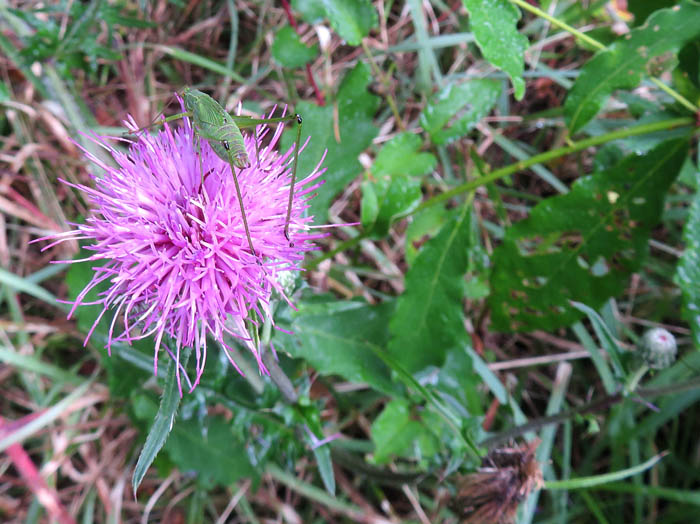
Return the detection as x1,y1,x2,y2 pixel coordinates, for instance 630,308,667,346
135,87,303,259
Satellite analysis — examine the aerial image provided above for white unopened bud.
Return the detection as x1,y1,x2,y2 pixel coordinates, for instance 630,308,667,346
638,328,677,370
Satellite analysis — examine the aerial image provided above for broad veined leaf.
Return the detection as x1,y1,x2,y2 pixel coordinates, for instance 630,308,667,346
675,171,700,348
165,416,255,487
388,203,472,373
272,26,318,68
420,79,501,145
370,398,443,464
489,139,689,332
280,300,399,395
281,62,380,224
565,1,700,133
361,132,435,236
462,0,528,100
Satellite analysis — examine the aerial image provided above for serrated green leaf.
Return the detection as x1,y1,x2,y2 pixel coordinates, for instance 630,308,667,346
361,132,434,236
370,398,442,464
388,203,472,373
166,416,255,487
565,1,700,133
420,79,501,145
489,139,689,332
281,62,380,224
281,300,399,395
320,0,378,45
132,351,188,494
272,26,318,68
462,0,527,100
675,172,700,348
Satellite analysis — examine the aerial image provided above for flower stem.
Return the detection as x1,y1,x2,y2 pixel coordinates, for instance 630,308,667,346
262,347,298,404
414,116,693,213
307,117,693,269
481,375,700,449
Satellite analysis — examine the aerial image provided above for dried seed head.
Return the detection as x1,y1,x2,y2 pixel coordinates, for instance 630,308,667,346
450,439,543,524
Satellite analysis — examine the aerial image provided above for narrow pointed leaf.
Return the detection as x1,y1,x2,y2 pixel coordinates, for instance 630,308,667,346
132,351,187,494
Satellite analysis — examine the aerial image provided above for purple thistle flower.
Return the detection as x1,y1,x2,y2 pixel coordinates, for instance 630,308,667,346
39,103,326,392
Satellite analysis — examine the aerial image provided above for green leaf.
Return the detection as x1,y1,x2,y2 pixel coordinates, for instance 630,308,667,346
296,402,336,494
564,1,700,133
132,351,188,494
361,132,435,236
292,0,327,23
570,302,625,378
272,26,318,68
675,174,700,348
372,132,436,178
166,416,255,487
489,139,689,332
387,203,472,373
627,0,676,26
370,398,442,464
280,0,378,46
281,62,380,224
320,0,378,45
462,0,527,100
280,300,399,395
420,79,501,145
405,206,451,266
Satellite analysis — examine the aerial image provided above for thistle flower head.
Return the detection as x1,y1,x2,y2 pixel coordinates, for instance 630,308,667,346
41,101,325,392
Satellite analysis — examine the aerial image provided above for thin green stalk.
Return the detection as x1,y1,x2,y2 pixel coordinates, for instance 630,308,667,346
650,77,699,113
510,0,605,51
545,451,668,490
361,39,405,130
266,464,364,518
415,117,693,213
307,117,693,269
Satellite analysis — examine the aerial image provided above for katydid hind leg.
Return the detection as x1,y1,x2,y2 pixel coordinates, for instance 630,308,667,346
224,142,258,261
284,114,303,246
254,124,261,168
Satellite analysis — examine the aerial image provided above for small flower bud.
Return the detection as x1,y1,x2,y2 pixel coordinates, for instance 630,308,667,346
638,328,677,370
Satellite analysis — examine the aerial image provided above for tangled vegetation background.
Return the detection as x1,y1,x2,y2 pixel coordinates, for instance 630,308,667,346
1,1,700,522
